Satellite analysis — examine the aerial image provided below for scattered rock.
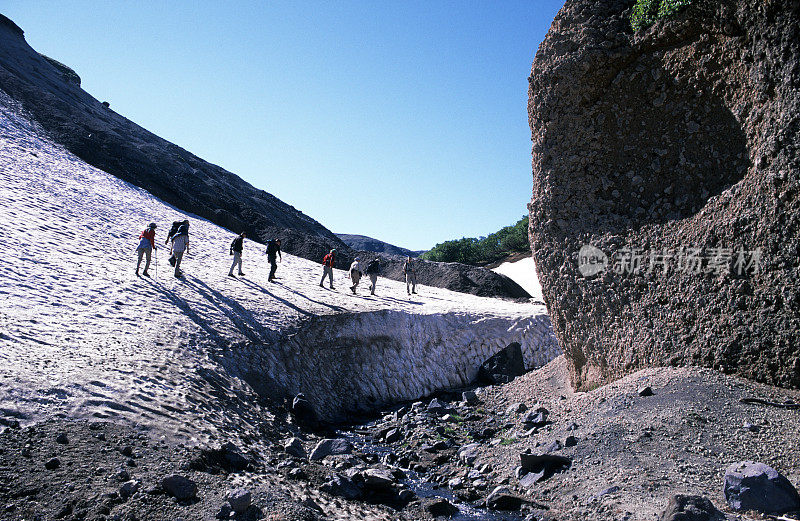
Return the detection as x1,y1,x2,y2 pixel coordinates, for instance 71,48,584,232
119,480,140,500
659,495,725,521
462,391,479,405
292,393,319,428
161,474,198,500
362,468,395,488
385,428,403,443
424,496,459,517
215,504,232,519
519,453,571,484
45,457,60,470
55,432,68,444
724,461,800,513
309,438,353,461
226,488,251,514
596,485,620,498
486,486,525,511
506,402,528,415
283,437,306,459
521,408,549,427
638,386,654,397
458,443,481,465
320,474,361,500
427,398,449,415
477,342,526,385
564,435,578,447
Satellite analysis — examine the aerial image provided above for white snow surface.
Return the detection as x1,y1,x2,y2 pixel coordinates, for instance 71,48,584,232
0,93,558,444
492,257,544,303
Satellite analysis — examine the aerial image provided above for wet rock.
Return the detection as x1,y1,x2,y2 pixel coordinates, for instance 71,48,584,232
320,474,361,500
424,497,459,517
477,342,526,385
309,438,353,461
119,480,140,500
226,488,251,514
659,495,724,521
45,457,60,470
458,443,481,465
283,437,306,459
724,461,800,513
486,486,525,511
638,386,654,397
161,474,198,500
362,468,395,488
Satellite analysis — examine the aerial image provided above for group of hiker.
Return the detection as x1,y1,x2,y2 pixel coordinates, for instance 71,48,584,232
134,220,419,295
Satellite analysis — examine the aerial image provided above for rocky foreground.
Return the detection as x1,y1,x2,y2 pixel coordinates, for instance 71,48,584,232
3,356,799,521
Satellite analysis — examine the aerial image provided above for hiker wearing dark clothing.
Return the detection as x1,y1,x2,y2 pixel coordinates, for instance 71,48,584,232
403,256,417,294
228,232,246,277
349,257,363,294
365,258,380,295
319,249,336,289
170,224,189,278
165,220,189,267
135,222,157,277
266,239,282,282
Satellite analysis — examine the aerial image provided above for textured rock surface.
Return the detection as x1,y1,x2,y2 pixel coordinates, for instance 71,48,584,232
336,233,421,257
528,0,800,390
724,461,800,513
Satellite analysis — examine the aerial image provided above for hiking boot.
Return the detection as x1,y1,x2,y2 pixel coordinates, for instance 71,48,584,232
135,269,140,277
228,273,236,278
238,272,245,276
142,271,150,278
351,287,356,294
319,283,324,287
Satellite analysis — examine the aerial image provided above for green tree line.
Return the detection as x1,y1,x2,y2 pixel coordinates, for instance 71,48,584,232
421,215,530,266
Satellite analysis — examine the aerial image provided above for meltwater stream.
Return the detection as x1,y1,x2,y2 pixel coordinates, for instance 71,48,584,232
339,429,527,521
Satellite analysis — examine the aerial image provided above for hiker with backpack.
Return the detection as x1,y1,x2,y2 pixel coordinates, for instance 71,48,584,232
135,222,157,277
165,219,189,267
319,249,336,289
403,256,417,295
365,258,380,295
228,232,246,278
266,238,282,282
170,223,190,278
348,257,363,294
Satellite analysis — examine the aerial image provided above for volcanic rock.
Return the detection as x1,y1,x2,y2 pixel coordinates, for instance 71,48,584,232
527,0,800,390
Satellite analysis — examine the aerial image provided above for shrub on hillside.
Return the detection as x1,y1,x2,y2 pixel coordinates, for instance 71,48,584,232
422,216,529,266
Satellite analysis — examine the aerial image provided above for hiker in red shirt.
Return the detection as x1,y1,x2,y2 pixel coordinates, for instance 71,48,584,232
319,249,336,289
135,222,157,277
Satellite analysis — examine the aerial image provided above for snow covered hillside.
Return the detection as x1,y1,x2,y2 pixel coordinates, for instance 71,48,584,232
0,93,558,445
492,257,544,303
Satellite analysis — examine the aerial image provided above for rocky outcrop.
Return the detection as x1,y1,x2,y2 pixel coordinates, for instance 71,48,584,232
0,14,345,261
336,233,421,257
528,1,800,389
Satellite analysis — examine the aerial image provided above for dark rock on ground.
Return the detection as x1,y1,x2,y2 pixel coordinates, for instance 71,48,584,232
319,474,362,500
308,438,353,461
659,495,725,521
226,487,252,514
724,461,800,513
528,0,800,390
161,474,198,500
423,496,459,517
44,457,60,470
519,453,571,484
486,486,525,511
477,342,526,385
283,437,306,459
638,386,654,397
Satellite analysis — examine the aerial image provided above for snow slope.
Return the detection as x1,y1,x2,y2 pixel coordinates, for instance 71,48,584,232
0,93,558,445
492,257,544,303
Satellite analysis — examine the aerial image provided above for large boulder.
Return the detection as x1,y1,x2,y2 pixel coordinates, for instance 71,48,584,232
724,461,800,514
476,342,526,384
528,0,800,390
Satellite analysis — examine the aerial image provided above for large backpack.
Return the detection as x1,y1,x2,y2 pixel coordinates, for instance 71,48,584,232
366,259,380,275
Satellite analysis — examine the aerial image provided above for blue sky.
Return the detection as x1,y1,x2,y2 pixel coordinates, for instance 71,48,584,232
4,1,563,251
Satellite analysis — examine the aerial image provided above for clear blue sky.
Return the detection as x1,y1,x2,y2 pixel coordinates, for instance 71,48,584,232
4,1,563,251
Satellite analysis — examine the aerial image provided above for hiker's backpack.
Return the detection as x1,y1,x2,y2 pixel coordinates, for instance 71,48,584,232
323,253,333,266
366,260,380,274
167,221,182,239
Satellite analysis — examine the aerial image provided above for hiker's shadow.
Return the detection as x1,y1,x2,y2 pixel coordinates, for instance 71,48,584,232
180,276,280,343
237,278,319,316
255,280,346,313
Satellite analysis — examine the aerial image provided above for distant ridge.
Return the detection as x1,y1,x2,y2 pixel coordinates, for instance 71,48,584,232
336,233,423,258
